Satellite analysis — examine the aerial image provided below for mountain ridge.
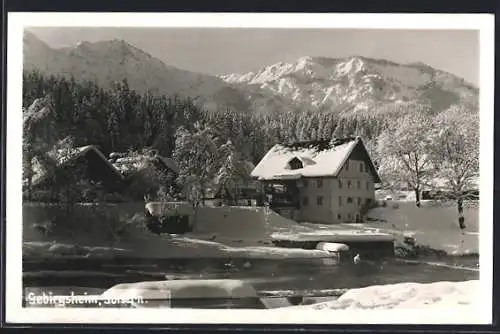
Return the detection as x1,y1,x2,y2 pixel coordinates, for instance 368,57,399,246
218,55,478,113
23,32,478,116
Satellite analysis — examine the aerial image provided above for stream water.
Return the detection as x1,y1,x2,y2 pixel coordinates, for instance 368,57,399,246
23,255,479,308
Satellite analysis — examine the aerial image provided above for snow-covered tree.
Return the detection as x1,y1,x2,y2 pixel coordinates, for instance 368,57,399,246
22,96,59,200
427,105,479,229
215,140,250,205
364,138,380,169
321,114,336,140
173,123,219,208
376,112,435,207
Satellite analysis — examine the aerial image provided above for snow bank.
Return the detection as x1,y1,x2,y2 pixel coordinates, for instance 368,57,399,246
87,280,482,312
286,280,479,310
131,236,334,259
24,204,334,260
364,201,479,255
192,206,267,240
22,241,134,259
224,246,333,259
102,279,292,309
316,242,349,252
23,204,420,260
23,237,334,260
102,279,258,300
272,230,394,243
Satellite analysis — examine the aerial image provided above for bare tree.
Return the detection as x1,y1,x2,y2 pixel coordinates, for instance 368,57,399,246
376,112,434,207
428,105,479,229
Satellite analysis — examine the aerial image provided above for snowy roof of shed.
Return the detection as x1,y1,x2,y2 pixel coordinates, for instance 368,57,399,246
111,154,179,176
251,136,380,182
30,145,124,186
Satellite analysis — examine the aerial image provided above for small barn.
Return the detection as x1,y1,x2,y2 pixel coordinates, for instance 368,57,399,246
29,145,125,200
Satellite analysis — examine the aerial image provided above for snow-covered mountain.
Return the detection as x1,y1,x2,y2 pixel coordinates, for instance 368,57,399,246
23,31,478,116
23,32,285,114
219,55,478,114
23,31,66,74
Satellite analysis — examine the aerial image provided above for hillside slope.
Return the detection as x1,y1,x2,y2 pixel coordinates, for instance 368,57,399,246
23,32,293,114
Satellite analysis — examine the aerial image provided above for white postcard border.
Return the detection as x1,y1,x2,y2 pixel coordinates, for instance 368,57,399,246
6,12,495,324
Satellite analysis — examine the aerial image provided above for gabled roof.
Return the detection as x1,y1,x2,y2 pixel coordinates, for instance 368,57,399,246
251,136,381,182
31,145,124,187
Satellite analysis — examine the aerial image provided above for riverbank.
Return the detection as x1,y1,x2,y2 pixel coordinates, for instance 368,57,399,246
22,201,479,262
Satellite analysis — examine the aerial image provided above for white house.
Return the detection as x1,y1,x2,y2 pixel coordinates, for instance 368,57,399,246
251,137,381,224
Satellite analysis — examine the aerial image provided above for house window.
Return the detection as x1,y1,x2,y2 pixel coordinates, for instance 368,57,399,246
347,180,352,188
316,179,323,188
339,196,342,206
337,214,342,220
360,162,364,172
317,196,323,206
303,197,309,206
288,157,303,170
345,161,349,170
347,213,352,220
357,180,361,189
338,179,342,188
357,197,362,206
347,197,353,204
366,198,372,206
366,181,370,190
303,179,308,188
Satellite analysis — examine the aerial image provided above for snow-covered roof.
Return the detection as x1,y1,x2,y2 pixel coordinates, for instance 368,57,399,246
49,145,99,165
111,153,179,176
31,145,124,186
251,137,379,181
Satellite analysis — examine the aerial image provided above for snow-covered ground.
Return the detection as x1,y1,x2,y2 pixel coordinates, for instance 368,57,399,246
271,229,394,243
285,280,479,310
37,279,480,312
23,201,479,259
364,201,479,255
23,206,341,260
375,189,416,201
23,237,335,261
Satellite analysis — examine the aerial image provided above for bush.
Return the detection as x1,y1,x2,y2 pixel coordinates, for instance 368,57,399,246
40,202,131,246
37,177,132,246
394,240,448,258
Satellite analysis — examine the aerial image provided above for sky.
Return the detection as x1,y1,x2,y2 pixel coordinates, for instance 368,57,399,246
28,27,479,86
